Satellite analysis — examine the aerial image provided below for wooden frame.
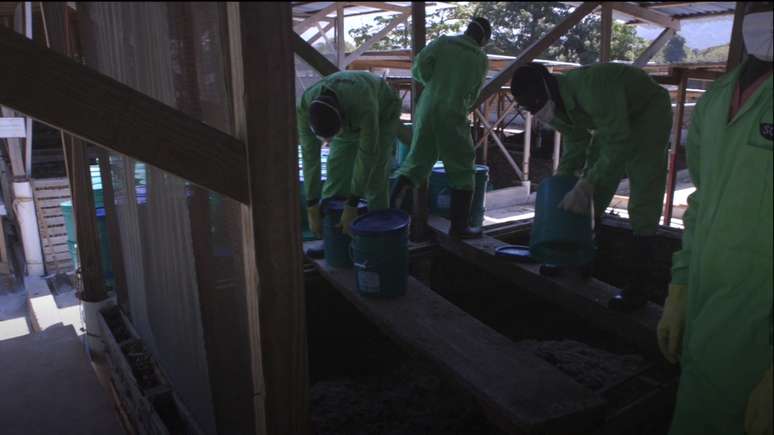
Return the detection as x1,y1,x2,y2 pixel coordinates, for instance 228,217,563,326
633,27,676,68
608,2,680,30
600,3,612,63
475,2,600,108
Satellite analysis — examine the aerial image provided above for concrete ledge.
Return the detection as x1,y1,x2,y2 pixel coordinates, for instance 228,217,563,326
25,275,63,332
485,184,532,210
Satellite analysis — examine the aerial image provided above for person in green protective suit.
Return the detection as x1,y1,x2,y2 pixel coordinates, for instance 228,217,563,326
657,2,773,434
299,71,401,237
391,17,491,238
510,62,672,312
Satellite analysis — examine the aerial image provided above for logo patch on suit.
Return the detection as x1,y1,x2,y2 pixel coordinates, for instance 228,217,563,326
761,123,774,141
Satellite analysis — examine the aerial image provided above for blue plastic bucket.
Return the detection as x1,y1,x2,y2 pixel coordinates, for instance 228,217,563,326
429,164,489,227
350,209,410,297
322,198,367,268
530,175,595,266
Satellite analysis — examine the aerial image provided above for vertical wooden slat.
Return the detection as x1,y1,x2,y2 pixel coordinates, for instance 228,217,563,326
663,69,687,226
232,2,309,434
335,5,345,68
410,1,429,242
726,2,747,71
65,136,105,302
600,3,612,63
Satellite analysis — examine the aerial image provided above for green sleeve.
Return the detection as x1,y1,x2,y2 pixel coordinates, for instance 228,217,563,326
412,42,435,86
671,96,704,285
350,108,383,199
298,103,323,203
583,84,631,188
556,126,593,176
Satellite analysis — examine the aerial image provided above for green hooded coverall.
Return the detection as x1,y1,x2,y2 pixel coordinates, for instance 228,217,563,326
396,34,488,191
298,71,401,210
668,61,773,435
551,63,672,235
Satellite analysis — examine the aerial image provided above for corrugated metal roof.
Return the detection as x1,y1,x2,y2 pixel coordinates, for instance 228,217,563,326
292,2,452,17
562,2,736,21
637,2,736,20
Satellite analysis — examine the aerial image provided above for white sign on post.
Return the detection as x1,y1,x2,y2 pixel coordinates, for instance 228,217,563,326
0,118,27,138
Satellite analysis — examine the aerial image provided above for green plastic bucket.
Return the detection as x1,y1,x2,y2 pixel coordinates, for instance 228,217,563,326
429,164,489,227
350,209,410,297
322,198,367,268
530,175,595,266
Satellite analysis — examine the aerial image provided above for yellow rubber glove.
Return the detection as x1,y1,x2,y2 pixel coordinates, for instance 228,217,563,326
338,205,358,237
307,205,322,239
657,283,687,364
745,366,773,435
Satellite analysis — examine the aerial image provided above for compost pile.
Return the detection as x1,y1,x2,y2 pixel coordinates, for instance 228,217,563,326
310,359,504,435
521,339,646,391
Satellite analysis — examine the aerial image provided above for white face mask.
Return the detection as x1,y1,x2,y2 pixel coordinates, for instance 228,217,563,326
533,78,556,124
743,11,773,62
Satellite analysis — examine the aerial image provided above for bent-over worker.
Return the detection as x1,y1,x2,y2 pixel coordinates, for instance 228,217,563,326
299,71,402,237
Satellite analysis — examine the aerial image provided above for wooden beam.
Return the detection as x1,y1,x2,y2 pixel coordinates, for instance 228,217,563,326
309,21,334,47
726,1,746,71
348,2,410,14
65,136,106,302
292,31,339,76
663,69,687,226
293,2,340,34
410,1,429,242
475,2,600,108
428,216,663,357
304,245,606,435
0,25,250,204
335,4,345,68
633,27,675,68
342,12,408,67
600,3,612,63
1,106,26,178
234,3,310,435
608,2,680,30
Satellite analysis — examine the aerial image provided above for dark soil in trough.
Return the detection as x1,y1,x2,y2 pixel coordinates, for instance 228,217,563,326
306,238,674,434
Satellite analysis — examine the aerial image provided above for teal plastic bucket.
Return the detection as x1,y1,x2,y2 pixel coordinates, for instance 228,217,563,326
428,164,489,227
322,198,367,268
395,138,410,169
530,175,595,266
350,209,410,297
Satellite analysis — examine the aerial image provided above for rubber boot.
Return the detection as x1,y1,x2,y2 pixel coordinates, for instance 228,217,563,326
449,188,482,239
608,235,656,312
390,175,413,210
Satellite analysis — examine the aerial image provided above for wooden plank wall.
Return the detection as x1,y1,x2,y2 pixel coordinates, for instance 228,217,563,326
30,177,73,274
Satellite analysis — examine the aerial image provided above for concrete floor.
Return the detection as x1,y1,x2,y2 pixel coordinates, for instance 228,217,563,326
0,324,125,435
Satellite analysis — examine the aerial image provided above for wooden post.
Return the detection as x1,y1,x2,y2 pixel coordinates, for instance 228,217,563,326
336,5,345,68
232,3,309,434
726,2,747,71
410,1,429,241
523,112,532,181
663,69,687,226
600,4,612,63
65,136,106,302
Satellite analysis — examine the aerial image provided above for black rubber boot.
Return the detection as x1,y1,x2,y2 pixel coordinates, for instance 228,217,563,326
608,235,656,312
390,175,413,210
449,188,482,239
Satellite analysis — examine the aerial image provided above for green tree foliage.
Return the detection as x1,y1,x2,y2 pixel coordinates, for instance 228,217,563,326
348,2,648,64
662,34,687,63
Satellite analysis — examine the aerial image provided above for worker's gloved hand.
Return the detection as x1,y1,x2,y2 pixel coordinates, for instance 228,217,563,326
745,366,773,435
558,178,594,215
339,205,359,237
657,283,688,364
307,204,322,239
